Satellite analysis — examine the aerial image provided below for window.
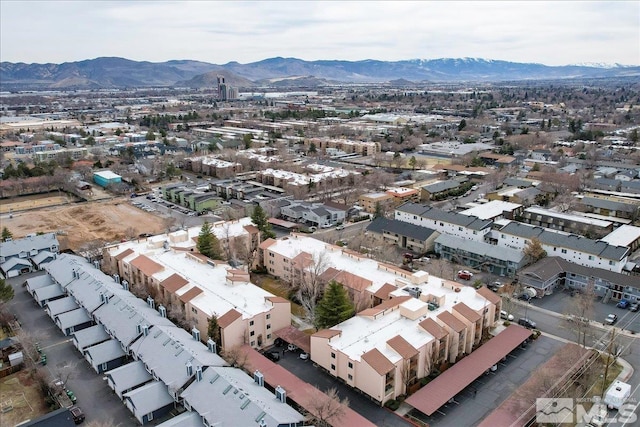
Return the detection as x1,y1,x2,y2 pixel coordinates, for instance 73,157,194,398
331,352,336,359
267,334,271,340
250,331,255,336
266,324,271,330
331,364,336,370
348,362,353,369
588,255,594,260
348,374,353,380
458,227,463,231
609,260,615,266
266,314,270,320
561,249,567,254
250,340,255,347
249,320,254,326
101,362,108,371
191,307,198,314
147,413,153,422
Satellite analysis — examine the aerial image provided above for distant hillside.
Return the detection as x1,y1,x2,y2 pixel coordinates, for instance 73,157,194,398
1,56,639,90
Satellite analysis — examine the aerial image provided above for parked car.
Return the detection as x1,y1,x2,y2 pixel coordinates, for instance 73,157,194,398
457,270,473,280
518,318,537,329
265,351,280,362
488,282,504,292
616,300,630,309
336,224,345,230
500,310,514,321
605,314,618,325
69,406,85,424
630,303,639,312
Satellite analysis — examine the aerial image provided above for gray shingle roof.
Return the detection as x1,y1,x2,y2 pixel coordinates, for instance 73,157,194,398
398,203,492,231
181,367,304,427
86,339,126,367
73,325,110,350
33,284,64,303
499,221,629,260
0,233,59,259
581,196,637,213
105,360,153,397
55,307,91,330
123,381,174,416
367,218,437,241
435,234,525,263
45,296,79,318
421,180,460,193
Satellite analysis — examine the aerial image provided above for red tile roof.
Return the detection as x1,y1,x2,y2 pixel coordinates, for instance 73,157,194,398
373,283,397,300
419,318,448,340
361,348,395,376
160,273,189,293
130,254,163,276
114,248,134,261
358,296,412,318
406,325,532,416
312,329,342,339
437,311,466,333
387,335,419,359
178,286,203,303
453,302,482,323
217,309,242,328
476,286,501,305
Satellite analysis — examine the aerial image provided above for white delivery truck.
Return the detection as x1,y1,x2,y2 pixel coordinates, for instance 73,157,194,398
603,380,631,410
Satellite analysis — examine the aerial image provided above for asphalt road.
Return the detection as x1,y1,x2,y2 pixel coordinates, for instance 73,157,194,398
6,272,137,426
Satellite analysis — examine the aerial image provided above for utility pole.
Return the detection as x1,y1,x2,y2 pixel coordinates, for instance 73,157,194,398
601,327,617,399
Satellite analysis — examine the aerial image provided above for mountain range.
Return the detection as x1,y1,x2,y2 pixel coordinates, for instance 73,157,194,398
1,57,639,90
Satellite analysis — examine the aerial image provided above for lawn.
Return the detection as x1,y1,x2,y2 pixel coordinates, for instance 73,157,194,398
0,369,50,426
251,274,306,318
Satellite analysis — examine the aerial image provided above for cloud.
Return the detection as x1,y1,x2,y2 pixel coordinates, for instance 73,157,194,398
1,1,638,65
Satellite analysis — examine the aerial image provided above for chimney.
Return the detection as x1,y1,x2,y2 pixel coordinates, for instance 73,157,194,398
195,366,203,382
158,305,167,318
186,362,193,377
191,327,200,342
146,295,155,309
93,260,100,269
122,280,129,291
143,324,149,336
113,274,120,284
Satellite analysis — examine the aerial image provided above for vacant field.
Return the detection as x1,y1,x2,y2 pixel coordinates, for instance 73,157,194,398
0,192,83,214
0,369,49,426
2,199,167,251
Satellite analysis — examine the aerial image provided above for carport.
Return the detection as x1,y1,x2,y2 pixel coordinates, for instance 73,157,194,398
268,218,300,231
239,345,376,427
274,325,310,353
406,325,532,417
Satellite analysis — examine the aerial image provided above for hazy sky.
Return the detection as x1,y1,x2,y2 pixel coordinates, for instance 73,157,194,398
2,1,638,66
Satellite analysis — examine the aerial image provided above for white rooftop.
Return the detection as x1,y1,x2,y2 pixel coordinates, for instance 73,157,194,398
328,277,491,363
94,170,121,179
460,200,522,220
524,207,613,228
600,225,640,247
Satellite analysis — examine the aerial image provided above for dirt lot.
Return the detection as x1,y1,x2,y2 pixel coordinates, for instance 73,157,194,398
2,199,167,251
0,369,49,426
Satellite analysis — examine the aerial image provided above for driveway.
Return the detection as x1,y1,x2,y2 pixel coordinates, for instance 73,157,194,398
6,272,137,426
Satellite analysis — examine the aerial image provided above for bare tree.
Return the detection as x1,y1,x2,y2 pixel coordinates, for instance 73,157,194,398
523,238,546,266
308,387,349,427
124,226,138,241
78,239,106,263
52,361,78,385
233,233,260,271
563,281,596,348
293,251,331,329
221,345,249,369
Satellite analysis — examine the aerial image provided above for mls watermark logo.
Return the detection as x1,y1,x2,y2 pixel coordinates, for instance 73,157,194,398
536,398,574,423
536,397,638,425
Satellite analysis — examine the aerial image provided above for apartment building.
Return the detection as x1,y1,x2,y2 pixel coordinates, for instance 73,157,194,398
184,155,242,178
493,221,630,273
358,192,394,214
305,137,381,156
396,202,492,243
310,281,500,405
521,206,613,237
102,222,286,352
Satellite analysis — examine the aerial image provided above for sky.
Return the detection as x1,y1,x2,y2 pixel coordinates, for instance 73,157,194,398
1,1,639,66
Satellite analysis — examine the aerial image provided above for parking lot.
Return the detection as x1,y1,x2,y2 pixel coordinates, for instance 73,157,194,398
406,336,565,427
6,272,137,426
530,288,640,333
130,193,216,229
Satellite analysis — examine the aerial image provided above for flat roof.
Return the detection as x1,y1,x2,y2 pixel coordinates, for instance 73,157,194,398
94,170,121,179
600,225,640,247
524,206,613,228
406,325,532,416
460,200,522,220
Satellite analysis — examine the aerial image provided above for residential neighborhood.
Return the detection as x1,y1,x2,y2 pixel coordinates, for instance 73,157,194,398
1,50,639,427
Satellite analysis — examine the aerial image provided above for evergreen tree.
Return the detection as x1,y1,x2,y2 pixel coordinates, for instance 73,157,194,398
0,279,14,302
197,221,222,259
1,227,13,241
458,119,467,131
208,314,221,350
315,281,354,329
251,205,275,240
